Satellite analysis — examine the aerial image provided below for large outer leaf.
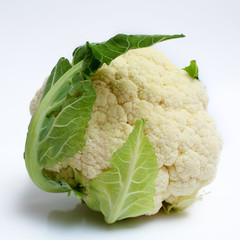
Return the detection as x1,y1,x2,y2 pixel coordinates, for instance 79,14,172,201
87,119,158,224
24,61,96,192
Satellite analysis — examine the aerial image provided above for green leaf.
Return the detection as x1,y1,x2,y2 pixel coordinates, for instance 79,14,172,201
183,60,199,80
38,76,96,168
87,119,158,224
47,178,84,199
73,33,185,74
87,34,185,65
24,60,96,192
40,58,72,101
71,188,84,199
72,44,88,66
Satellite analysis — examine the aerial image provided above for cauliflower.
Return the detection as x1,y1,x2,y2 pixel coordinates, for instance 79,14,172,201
25,34,222,224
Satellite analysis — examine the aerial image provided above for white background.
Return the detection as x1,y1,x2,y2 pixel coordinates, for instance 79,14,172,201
0,0,239,239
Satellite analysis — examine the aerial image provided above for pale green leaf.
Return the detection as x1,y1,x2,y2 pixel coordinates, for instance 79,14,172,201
162,194,205,214
87,119,158,224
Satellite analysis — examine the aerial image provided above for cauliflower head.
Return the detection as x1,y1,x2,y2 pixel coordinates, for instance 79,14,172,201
30,48,222,215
